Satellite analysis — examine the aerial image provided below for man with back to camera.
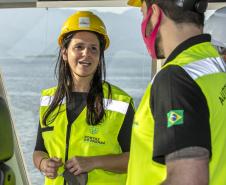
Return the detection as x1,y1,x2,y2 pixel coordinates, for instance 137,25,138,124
126,0,226,184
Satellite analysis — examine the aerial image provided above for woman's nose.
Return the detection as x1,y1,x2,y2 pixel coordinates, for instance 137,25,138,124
82,47,90,56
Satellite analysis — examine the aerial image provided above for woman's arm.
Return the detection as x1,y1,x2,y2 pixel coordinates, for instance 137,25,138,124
65,152,129,175
33,150,63,179
33,124,63,178
33,150,49,171
33,123,50,171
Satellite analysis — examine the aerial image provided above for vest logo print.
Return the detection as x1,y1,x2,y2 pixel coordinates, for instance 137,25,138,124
219,83,226,105
167,110,184,128
89,126,99,134
84,136,105,144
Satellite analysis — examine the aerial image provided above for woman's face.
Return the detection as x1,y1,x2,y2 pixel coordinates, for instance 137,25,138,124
63,31,100,80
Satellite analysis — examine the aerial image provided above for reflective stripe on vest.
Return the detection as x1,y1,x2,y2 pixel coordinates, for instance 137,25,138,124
182,56,226,80
40,96,129,115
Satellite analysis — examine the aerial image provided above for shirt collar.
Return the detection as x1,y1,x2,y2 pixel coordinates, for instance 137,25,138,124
164,34,211,66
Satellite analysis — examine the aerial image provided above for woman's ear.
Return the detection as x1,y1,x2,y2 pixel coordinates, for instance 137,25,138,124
61,48,68,61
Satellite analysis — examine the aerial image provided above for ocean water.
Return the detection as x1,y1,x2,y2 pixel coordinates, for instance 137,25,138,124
0,55,151,185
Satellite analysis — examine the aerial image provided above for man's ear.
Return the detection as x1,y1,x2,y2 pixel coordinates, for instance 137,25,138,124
151,4,162,26
61,48,68,61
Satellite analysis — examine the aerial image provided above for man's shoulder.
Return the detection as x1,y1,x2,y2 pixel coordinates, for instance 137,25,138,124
153,65,187,84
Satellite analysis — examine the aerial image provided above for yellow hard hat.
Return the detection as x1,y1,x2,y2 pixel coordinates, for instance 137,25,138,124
204,6,226,49
58,11,110,50
127,0,142,7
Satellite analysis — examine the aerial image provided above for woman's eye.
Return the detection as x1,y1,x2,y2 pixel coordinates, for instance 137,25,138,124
91,47,98,53
75,45,83,50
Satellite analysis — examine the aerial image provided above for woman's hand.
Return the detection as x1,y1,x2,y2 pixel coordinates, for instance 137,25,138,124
40,157,63,179
65,156,95,176
65,153,129,176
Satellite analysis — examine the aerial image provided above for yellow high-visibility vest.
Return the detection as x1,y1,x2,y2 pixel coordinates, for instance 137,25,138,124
126,41,226,185
40,83,134,185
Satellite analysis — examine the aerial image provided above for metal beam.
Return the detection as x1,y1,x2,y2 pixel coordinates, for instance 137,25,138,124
0,0,226,9
0,2,35,8
36,0,226,8
208,2,226,9
0,0,35,8
36,0,128,8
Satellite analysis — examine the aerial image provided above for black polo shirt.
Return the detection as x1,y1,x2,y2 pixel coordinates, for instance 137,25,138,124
151,34,212,164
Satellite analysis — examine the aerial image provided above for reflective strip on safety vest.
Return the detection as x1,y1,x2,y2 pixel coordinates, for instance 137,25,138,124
40,96,66,106
182,57,226,80
104,98,129,114
40,96,129,114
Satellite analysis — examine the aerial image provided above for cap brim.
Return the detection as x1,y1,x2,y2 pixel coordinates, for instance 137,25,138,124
127,0,142,7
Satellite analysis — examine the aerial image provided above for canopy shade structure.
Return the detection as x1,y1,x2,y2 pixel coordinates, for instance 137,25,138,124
0,0,226,8
0,0,127,8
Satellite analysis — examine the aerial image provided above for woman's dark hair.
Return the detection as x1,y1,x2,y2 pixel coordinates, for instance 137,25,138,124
42,30,111,126
144,0,205,27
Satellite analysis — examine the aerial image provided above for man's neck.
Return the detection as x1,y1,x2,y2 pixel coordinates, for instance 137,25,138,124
160,18,203,59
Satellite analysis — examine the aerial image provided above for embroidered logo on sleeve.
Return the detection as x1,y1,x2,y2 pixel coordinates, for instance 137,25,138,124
167,110,184,128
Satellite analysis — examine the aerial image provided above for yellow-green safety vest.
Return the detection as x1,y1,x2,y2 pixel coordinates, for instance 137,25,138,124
126,41,226,185
39,83,134,185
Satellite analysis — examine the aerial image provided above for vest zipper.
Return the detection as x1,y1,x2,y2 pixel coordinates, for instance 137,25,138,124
64,122,72,185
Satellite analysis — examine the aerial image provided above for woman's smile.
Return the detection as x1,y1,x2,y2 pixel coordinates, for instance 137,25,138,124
78,60,92,67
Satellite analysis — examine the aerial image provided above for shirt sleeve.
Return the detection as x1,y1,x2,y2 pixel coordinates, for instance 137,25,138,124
151,65,211,164
34,122,47,152
118,101,135,152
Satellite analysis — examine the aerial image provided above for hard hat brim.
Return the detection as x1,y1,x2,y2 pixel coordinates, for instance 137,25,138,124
127,0,142,7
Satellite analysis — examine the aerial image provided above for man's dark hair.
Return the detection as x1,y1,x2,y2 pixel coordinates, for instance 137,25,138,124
144,0,206,27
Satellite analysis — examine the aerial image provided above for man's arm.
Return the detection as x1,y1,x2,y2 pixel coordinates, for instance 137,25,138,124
162,147,209,185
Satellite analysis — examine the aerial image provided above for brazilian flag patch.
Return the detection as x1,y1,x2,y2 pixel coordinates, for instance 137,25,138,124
167,110,184,128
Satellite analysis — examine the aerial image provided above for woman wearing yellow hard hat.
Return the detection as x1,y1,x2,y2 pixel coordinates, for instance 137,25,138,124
33,11,134,185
